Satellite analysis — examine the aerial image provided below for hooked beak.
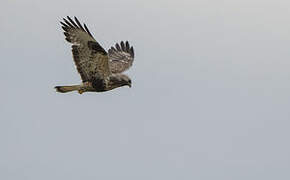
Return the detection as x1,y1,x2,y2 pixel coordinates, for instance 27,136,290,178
128,83,132,88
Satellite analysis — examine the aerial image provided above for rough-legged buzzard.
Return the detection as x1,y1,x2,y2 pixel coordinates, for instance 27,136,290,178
55,16,135,94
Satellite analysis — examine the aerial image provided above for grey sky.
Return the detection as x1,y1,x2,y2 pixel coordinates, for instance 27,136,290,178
1,0,290,179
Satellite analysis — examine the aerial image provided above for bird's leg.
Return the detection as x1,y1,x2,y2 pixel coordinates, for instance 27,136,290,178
78,89,84,94
78,82,93,94
78,83,87,94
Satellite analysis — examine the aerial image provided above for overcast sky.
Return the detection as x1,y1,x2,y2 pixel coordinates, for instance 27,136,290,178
1,0,290,179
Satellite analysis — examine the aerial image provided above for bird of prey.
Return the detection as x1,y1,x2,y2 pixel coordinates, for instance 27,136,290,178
55,16,135,94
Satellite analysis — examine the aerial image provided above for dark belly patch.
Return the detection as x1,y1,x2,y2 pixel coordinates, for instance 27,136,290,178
92,78,106,92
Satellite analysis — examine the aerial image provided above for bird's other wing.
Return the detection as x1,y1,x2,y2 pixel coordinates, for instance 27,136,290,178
61,16,111,82
108,41,134,74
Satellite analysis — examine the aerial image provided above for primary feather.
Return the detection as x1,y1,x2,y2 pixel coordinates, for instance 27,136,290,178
108,41,135,73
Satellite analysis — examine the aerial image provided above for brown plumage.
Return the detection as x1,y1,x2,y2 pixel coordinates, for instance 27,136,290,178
55,16,135,94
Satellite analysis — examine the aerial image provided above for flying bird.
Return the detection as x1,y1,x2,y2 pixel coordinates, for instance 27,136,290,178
55,16,135,94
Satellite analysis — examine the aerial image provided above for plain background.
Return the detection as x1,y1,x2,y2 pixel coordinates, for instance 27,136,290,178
1,0,290,179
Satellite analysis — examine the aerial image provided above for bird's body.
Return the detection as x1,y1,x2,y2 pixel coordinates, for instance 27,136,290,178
55,16,135,94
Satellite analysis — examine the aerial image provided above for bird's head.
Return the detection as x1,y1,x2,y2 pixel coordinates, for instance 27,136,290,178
108,74,132,89
120,74,132,88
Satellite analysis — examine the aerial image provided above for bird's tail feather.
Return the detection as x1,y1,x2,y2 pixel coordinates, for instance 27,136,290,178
55,85,81,93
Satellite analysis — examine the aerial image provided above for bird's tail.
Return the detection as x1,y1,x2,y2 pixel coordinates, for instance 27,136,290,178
54,85,81,93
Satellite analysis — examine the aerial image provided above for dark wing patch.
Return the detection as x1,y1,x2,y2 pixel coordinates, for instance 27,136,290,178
88,41,107,55
61,16,110,82
108,41,135,73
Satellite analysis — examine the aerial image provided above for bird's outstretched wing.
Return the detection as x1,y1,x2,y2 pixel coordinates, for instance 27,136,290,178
61,16,110,82
108,41,134,74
